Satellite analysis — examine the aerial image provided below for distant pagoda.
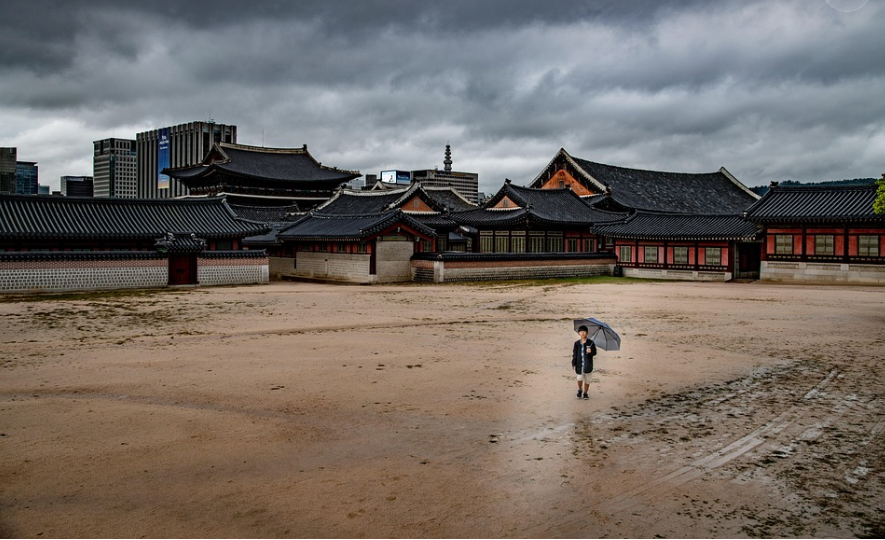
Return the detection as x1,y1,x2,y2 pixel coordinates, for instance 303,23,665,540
165,142,360,207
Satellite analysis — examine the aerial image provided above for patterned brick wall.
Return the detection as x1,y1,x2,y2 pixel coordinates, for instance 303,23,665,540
0,255,269,293
197,256,269,286
0,260,167,292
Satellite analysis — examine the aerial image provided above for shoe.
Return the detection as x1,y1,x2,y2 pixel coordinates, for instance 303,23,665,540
577,389,582,399
582,393,589,400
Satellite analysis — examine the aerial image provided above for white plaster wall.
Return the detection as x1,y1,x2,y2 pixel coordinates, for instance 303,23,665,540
294,252,371,283
375,241,415,283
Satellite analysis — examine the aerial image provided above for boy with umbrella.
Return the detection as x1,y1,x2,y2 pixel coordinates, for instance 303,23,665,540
572,325,596,399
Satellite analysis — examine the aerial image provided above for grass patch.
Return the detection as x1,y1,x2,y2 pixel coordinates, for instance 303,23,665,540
432,275,665,288
0,287,202,304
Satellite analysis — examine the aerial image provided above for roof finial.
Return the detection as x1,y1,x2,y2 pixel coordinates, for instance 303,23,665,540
444,143,452,172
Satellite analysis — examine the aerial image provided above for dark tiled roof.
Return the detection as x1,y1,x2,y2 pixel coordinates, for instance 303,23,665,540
277,210,436,242
154,233,207,253
167,143,360,184
0,194,266,240
450,207,532,228
573,157,756,214
744,185,882,223
453,182,630,228
315,183,473,216
242,224,294,247
422,186,477,211
594,212,760,241
412,213,459,230
531,149,758,214
316,188,411,215
227,203,300,223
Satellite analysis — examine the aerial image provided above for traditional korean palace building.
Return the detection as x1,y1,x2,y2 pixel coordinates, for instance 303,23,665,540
0,194,269,293
164,142,360,209
528,148,763,281
5,138,880,291
744,184,885,284
407,181,627,282
245,183,458,283
447,180,628,253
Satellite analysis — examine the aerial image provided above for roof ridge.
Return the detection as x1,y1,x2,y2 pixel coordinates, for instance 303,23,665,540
772,183,877,191
219,142,307,154
574,155,725,177
0,194,226,205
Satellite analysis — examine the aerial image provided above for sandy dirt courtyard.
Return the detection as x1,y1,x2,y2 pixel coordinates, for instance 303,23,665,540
1,279,884,538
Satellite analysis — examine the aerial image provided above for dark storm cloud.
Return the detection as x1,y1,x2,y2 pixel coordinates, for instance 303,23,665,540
1,0,882,191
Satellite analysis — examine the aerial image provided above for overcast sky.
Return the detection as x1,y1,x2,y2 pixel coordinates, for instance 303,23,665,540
1,0,882,194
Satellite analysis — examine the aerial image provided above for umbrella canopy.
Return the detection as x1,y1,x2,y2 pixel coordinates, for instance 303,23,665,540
573,318,621,351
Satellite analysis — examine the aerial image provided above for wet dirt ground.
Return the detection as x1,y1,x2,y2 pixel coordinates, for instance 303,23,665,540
1,279,883,538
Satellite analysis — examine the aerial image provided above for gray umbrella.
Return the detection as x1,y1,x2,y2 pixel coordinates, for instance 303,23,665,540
573,317,621,351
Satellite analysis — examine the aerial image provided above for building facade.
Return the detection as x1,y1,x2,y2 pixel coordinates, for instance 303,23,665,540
60,176,94,197
1,147,16,194
247,210,437,284
745,184,885,283
14,161,38,195
137,121,236,199
0,194,269,293
93,138,137,198
165,142,359,208
529,148,761,281
411,145,479,204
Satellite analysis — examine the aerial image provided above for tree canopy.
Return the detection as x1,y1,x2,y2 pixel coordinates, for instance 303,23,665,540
875,173,885,215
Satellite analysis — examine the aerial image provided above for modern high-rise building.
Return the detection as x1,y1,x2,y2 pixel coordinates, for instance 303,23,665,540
411,145,479,204
1,147,16,194
136,121,236,199
93,138,137,198
15,161,38,195
61,176,94,197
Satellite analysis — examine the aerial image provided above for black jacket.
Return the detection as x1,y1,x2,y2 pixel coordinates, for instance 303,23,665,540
572,339,597,374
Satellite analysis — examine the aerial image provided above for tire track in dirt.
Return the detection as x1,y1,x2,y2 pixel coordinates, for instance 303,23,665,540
599,368,842,514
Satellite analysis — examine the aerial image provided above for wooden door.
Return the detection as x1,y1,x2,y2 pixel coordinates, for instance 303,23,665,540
168,255,197,285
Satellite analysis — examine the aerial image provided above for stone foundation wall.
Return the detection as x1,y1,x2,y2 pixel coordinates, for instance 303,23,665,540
411,253,616,283
621,267,733,282
761,261,885,284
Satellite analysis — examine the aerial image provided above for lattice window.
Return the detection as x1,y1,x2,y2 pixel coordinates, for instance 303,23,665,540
858,235,879,257
815,235,834,256
705,247,722,266
775,235,793,255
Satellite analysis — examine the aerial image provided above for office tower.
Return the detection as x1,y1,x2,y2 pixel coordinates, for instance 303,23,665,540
15,161,38,195
93,138,137,198
61,176,94,197
1,147,16,194
136,121,236,199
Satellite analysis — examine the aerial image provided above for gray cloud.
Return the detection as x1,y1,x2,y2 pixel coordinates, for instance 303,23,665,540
1,0,882,193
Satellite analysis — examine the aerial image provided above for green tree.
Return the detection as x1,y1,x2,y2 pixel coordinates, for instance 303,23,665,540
876,173,885,215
